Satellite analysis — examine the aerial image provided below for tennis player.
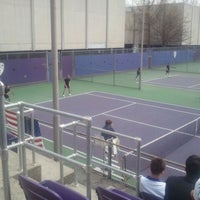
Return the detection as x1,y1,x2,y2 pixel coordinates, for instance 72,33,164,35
166,64,170,77
4,85,11,102
135,67,141,81
62,74,71,96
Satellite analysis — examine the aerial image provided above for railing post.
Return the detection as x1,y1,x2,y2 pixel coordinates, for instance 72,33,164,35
0,81,11,200
85,116,92,200
136,137,141,196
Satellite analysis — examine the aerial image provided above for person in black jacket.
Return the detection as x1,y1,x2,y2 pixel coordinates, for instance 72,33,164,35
62,74,71,96
4,85,11,101
164,155,200,200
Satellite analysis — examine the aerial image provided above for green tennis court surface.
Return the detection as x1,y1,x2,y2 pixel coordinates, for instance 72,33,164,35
9,69,200,109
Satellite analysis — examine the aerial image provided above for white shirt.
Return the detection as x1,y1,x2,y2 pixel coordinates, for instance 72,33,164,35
194,178,200,200
140,175,166,199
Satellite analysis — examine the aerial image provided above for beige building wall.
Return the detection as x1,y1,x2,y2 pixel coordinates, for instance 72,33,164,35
0,0,32,51
107,0,125,48
0,0,125,52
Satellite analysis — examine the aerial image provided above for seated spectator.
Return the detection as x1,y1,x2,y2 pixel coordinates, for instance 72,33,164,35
140,157,166,199
164,154,200,200
191,178,200,200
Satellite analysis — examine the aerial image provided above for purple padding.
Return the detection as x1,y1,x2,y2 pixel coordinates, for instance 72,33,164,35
96,186,142,200
152,49,193,67
41,180,88,200
75,53,150,77
19,175,63,200
61,56,73,77
1,58,46,85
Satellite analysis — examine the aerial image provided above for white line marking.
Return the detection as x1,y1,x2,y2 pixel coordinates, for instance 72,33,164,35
188,83,200,88
89,92,200,117
92,103,137,118
141,116,200,149
103,113,171,131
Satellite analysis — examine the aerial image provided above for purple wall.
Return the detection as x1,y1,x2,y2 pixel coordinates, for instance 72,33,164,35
0,48,198,86
61,56,73,78
1,57,47,85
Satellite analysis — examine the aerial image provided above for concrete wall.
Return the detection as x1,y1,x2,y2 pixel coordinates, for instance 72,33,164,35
0,0,125,52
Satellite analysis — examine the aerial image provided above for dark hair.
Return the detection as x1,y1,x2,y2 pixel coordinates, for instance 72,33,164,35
185,155,200,177
150,157,166,175
105,120,112,125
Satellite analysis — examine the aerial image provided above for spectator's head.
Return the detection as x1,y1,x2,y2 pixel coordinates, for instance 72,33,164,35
185,155,200,178
150,157,166,176
105,120,112,126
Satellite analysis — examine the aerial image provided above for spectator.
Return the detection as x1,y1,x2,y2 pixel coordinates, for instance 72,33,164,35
140,157,166,199
164,155,200,200
191,178,200,200
101,120,119,156
101,120,116,141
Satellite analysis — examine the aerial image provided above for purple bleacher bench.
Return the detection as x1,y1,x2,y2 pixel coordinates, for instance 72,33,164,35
19,175,89,200
96,186,142,200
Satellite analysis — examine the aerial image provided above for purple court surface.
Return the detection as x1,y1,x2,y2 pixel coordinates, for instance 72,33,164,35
35,91,200,178
144,74,200,90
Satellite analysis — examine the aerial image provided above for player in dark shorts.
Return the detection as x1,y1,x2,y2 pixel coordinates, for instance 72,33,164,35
4,85,11,101
62,74,71,96
135,67,141,81
166,64,170,77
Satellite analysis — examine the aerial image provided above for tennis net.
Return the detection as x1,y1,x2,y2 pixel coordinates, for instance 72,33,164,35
141,116,200,158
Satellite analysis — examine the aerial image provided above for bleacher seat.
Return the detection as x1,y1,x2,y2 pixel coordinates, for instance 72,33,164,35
96,186,142,200
18,175,89,200
139,192,163,200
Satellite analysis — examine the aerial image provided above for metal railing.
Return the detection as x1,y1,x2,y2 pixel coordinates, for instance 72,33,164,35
0,82,142,200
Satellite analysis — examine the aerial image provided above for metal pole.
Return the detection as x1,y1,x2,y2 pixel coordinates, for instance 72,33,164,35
139,0,145,90
106,0,109,48
85,117,92,200
136,137,141,196
0,82,11,200
85,0,88,48
50,0,60,153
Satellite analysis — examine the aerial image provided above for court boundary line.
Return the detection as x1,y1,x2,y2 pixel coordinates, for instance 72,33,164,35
89,92,200,116
142,74,179,83
143,74,200,91
91,91,200,111
141,116,200,149
103,113,172,132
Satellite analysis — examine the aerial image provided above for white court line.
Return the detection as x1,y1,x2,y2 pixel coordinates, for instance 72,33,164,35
188,83,200,88
36,91,94,105
143,74,179,83
103,113,171,132
92,103,137,118
136,102,200,116
89,92,200,117
92,91,200,111
141,116,200,149
89,92,134,104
